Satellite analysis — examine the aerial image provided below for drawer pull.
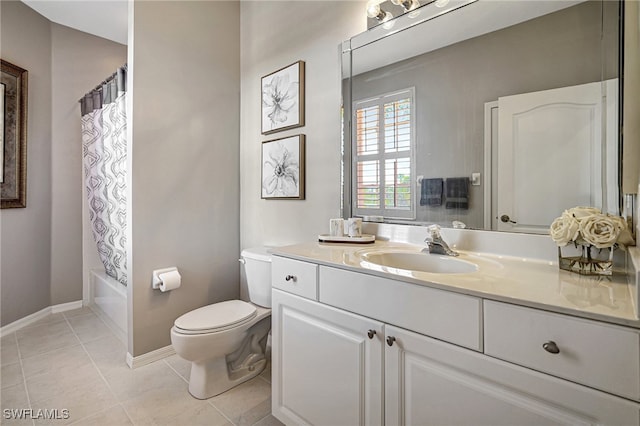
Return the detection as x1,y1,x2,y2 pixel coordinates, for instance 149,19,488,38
386,336,396,347
285,275,296,282
367,330,376,339
542,341,560,354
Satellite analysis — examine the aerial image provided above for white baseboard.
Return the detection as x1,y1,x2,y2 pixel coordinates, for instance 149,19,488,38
51,300,83,314
126,344,175,369
1,300,83,337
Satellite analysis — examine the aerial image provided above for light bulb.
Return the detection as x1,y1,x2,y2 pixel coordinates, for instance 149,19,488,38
366,2,382,18
391,0,420,12
366,2,394,23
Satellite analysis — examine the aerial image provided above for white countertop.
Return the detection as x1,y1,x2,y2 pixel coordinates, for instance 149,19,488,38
273,240,640,328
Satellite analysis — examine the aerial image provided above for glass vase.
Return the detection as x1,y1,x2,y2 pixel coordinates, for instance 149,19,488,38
558,245,613,276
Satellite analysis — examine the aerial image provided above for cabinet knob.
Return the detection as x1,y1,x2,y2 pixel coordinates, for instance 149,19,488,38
285,275,296,282
386,336,396,347
542,341,560,354
367,330,376,339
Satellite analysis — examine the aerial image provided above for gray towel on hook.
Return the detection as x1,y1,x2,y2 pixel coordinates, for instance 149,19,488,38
445,177,469,209
420,178,443,206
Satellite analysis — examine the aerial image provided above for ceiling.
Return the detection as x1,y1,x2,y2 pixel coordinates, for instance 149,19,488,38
21,0,128,45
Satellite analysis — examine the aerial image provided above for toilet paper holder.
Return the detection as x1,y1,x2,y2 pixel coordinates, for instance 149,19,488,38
152,267,179,290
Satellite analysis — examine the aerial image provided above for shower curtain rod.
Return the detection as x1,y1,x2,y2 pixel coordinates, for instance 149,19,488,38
77,64,127,103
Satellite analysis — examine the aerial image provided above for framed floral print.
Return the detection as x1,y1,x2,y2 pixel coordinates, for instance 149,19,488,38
261,134,305,200
1,59,28,209
261,61,305,135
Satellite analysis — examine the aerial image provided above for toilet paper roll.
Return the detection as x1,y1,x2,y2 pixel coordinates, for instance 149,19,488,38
158,270,181,292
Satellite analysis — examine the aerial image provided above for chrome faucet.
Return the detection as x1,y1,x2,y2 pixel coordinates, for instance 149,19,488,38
423,224,459,256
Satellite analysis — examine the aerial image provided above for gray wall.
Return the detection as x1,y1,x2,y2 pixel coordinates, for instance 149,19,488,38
0,0,52,326
129,1,240,356
0,1,126,326
239,0,366,272
352,0,618,229
51,23,127,305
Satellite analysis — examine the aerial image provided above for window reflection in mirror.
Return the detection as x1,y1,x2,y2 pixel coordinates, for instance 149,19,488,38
343,0,621,234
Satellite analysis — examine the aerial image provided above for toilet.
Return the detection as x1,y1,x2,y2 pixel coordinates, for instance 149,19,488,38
170,247,272,399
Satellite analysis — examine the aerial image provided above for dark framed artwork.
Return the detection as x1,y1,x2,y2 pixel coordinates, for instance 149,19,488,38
261,134,305,200
261,60,305,135
1,59,28,209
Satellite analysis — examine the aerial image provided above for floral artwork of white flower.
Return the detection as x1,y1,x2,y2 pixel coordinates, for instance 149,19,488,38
263,141,299,197
262,73,298,130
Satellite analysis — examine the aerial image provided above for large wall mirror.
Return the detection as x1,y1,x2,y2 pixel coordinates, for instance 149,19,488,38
342,0,635,234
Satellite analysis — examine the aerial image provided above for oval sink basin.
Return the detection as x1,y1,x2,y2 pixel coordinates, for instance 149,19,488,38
361,251,478,274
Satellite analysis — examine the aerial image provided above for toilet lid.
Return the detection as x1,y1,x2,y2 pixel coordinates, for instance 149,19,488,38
174,300,257,333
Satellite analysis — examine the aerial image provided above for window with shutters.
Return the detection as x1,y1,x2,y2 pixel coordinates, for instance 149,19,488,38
352,88,415,219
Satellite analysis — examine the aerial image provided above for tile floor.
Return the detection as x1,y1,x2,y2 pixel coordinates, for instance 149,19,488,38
0,307,283,426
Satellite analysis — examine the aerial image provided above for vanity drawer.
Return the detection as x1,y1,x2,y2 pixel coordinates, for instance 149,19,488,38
484,300,640,401
319,266,482,351
272,256,318,300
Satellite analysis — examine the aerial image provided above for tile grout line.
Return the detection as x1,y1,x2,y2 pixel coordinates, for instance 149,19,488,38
16,315,67,333
87,304,127,345
162,358,238,426
257,374,271,386
77,352,137,425
62,311,137,426
13,332,36,426
15,315,82,363
13,316,86,393
67,309,151,426
23,309,270,426
206,397,237,426
252,412,274,426
118,402,138,426
162,358,189,385
68,307,170,426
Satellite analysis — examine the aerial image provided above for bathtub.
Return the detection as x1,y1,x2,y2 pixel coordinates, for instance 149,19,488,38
90,269,127,344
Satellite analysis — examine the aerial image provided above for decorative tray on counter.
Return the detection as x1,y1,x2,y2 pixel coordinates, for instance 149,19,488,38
318,234,376,244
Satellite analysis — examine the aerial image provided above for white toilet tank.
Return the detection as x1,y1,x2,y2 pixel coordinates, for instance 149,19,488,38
241,247,273,308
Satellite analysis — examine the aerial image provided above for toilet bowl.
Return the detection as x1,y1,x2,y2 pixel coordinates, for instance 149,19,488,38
170,247,273,399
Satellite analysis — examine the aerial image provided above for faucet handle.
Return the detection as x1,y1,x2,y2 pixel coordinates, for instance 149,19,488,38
424,224,459,256
426,224,442,238
424,224,440,243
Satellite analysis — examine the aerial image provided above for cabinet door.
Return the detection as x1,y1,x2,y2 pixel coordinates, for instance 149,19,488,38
385,325,640,426
272,289,384,426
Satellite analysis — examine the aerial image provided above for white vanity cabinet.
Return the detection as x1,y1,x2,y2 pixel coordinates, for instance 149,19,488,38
271,255,640,426
271,289,384,426
385,324,639,426
484,300,640,401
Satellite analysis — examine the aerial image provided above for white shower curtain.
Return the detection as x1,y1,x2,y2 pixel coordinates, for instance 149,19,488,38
80,66,128,285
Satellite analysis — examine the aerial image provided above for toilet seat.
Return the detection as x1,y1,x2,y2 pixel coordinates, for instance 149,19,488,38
174,300,257,335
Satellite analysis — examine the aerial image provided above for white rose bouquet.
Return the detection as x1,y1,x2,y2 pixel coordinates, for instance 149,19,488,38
550,206,634,275
550,206,633,249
